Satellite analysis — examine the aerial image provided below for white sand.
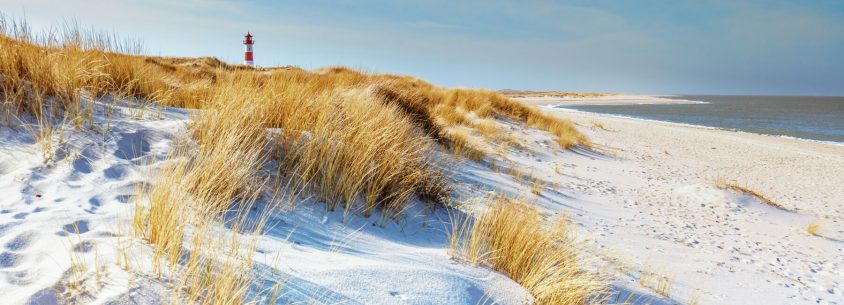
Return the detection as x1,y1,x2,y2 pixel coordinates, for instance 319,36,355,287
554,109,844,305
2,96,842,304
0,101,530,305
453,100,844,305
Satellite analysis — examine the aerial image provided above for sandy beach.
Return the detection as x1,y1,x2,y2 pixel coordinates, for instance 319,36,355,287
1,94,840,304
514,94,702,106
3,1,842,303
562,109,844,305
454,97,844,304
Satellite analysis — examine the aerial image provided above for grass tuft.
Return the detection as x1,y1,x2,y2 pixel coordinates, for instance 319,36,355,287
449,196,605,305
807,220,823,236
715,178,785,210
3,15,596,304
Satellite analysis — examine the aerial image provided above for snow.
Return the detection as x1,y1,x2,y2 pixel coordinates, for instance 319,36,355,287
3,96,842,304
0,100,530,305
449,103,844,305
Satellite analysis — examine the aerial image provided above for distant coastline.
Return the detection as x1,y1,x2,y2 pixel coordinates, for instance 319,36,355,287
525,94,844,146
551,106,844,147
508,93,703,106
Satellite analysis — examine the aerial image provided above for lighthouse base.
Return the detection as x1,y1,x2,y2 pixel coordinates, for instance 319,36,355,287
245,60,254,66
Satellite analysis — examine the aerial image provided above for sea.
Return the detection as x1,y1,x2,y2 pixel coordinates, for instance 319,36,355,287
552,95,844,145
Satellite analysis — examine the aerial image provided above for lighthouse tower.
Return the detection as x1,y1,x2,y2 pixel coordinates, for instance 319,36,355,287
243,32,254,66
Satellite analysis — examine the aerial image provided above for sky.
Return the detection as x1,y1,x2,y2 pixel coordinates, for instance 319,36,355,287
2,0,844,95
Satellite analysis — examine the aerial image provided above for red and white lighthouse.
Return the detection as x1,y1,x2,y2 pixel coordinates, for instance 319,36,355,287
243,32,254,66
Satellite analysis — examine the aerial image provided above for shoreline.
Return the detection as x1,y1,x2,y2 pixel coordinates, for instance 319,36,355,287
548,108,844,218
547,105,844,148
501,105,844,304
514,94,704,106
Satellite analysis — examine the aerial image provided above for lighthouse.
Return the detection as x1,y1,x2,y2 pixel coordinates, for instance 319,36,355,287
243,32,254,66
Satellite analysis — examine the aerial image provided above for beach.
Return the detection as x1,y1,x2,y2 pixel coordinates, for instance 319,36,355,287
1,92,841,304
514,94,702,106
469,97,844,304
3,1,842,303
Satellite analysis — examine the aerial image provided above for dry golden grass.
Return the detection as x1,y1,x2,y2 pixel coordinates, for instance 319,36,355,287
655,275,673,298
473,118,501,137
3,16,596,304
638,266,673,298
530,177,545,195
807,220,823,236
449,196,605,305
374,76,588,150
2,19,585,210
715,178,785,210
132,111,270,304
63,222,87,291
554,162,565,175
590,120,612,131
444,125,489,161
688,289,703,305
1,22,447,215
255,70,448,215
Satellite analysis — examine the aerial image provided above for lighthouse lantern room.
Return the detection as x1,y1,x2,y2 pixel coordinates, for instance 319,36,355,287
243,32,254,66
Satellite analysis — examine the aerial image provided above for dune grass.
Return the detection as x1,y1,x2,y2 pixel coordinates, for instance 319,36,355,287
449,196,606,305
715,178,785,210
2,16,597,304
131,99,272,303
530,177,545,195
1,20,585,214
375,77,588,149
807,220,823,236
590,120,611,131
688,290,703,305
639,266,673,298
256,70,448,217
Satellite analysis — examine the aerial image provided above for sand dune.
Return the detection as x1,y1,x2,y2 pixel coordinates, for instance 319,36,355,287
450,99,844,304
0,100,533,305
2,92,841,304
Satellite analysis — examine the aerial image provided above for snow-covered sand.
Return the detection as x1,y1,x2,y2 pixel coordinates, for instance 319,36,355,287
0,101,188,304
0,101,531,305
547,108,844,305
450,97,843,305
2,96,842,304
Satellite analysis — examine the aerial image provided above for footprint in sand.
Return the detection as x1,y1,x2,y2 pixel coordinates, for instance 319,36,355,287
0,222,21,237
57,220,90,236
5,231,35,251
103,164,129,179
114,130,151,160
115,194,134,204
0,251,21,268
85,197,101,214
72,157,93,174
72,241,94,253
26,288,59,305
71,145,103,175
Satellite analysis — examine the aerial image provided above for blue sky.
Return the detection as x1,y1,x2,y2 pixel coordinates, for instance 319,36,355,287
3,0,844,95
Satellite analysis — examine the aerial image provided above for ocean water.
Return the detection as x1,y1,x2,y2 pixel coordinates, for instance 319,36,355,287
553,95,844,145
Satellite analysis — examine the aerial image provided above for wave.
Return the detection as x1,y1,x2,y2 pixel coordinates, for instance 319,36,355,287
775,135,844,147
